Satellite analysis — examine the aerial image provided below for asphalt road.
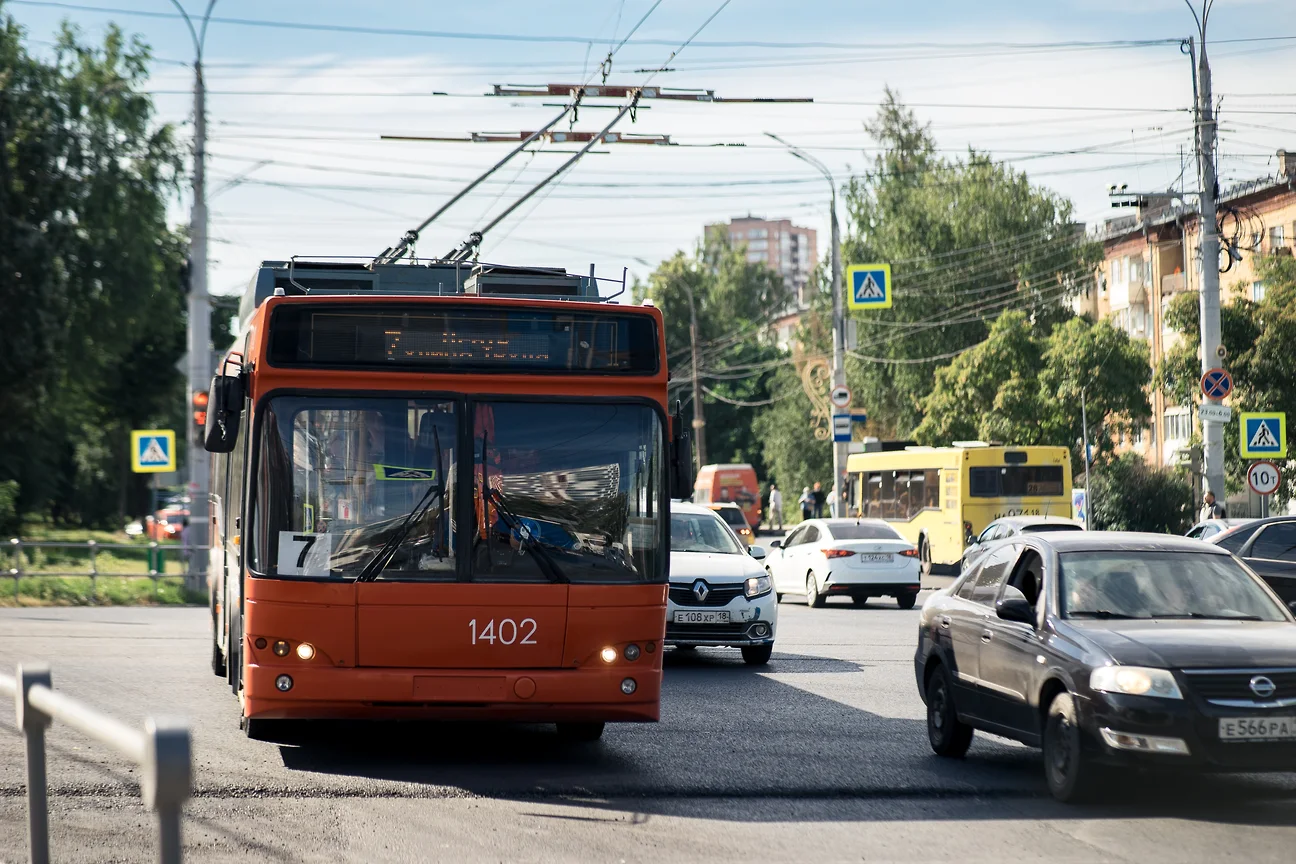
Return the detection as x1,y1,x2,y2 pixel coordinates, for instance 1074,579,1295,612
2,594,1296,863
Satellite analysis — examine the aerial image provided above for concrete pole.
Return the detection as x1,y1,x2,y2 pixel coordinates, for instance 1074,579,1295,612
1191,32,1226,501
830,188,846,518
685,284,707,468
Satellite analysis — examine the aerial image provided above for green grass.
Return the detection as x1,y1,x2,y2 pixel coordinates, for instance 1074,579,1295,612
0,575,203,606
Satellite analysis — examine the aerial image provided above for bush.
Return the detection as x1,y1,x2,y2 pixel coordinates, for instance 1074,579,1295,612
1088,453,1193,534
0,480,18,536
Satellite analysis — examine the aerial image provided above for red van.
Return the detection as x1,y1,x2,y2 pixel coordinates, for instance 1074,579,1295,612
693,463,761,529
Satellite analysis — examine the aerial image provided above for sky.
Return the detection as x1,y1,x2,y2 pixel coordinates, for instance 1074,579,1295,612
7,0,1296,302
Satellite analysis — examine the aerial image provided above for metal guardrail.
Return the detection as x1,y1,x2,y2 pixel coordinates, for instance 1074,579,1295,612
0,664,192,864
5,539,210,599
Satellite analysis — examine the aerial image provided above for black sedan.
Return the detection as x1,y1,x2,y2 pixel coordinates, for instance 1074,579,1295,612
915,532,1296,802
1209,516,1296,603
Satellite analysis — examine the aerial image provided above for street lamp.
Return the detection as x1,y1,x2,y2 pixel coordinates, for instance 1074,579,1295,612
170,0,219,590
765,132,845,517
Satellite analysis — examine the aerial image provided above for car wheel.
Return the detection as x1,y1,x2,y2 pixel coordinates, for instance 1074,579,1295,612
776,593,784,603
926,665,974,758
896,593,918,610
806,573,825,608
556,722,605,743
851,596,868,607
1043,691,1103,803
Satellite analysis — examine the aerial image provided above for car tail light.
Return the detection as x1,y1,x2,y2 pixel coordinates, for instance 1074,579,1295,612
900,548,920,558
824,549,856,559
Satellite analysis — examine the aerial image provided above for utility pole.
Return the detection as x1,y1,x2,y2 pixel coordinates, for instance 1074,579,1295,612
766,133,843,515
1186,4,1226,503
1081,389,1091,530
173,1,218,590
685,284,707,469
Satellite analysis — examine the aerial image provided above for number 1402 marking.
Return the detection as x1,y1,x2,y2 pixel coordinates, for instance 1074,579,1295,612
468,618,538,645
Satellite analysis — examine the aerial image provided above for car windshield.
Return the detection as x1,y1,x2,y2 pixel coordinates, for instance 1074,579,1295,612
827,522,902,540
252,396,665,583
671,511,744,555
714,507,748,528
1058,551,1287,621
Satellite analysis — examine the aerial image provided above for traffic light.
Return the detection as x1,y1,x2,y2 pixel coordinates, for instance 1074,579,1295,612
192,390,209,433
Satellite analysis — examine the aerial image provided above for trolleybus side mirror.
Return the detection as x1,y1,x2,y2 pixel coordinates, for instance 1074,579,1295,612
203,372,245,453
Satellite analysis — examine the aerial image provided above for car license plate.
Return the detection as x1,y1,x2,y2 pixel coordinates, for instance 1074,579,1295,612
1219,716,1296,741
861,553,891,563
674,610,729,625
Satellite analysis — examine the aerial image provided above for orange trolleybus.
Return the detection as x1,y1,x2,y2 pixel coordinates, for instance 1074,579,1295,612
203,259,689,741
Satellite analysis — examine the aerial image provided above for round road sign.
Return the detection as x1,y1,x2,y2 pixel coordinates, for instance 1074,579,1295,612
1247,461,1281,496
1201,368,1233,400
829,385,852,409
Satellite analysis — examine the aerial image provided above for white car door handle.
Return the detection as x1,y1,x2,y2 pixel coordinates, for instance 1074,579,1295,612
939,615,951,629
981,629,993,643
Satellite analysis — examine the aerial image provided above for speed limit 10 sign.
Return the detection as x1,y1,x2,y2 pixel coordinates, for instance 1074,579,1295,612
1247,461,1281,496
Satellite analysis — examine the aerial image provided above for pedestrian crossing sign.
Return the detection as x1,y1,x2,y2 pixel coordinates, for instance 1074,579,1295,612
846,263,893,310
130,429,176,473
1239,412,1286,459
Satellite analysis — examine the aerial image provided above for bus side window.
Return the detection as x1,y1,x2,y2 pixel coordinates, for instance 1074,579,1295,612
924,470,940,510
865,472,882,518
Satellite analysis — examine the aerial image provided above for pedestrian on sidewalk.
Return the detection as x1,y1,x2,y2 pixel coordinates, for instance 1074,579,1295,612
811,482,826,518
798,486,813,522
179,516,192,567
767,484,784,532
1199,490,1226,522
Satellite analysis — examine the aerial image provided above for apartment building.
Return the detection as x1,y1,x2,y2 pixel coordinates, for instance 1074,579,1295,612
705,216,818,347
1073,149,1296,468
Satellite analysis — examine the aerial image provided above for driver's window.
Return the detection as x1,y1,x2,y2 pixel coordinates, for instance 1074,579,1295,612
978,524,998,544
783,526,805,548
802,526,820,545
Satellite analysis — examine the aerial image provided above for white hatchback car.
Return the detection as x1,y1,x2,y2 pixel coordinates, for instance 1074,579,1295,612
766,518,921,609
667,501,777,665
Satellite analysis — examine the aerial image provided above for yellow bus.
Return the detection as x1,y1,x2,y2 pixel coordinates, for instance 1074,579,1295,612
844,444,1073,575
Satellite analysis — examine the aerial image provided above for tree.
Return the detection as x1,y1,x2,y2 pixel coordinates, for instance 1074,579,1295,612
751,363,832,503
915,312,1152,474
0,14,186,527
1089,453,1193,533
638,236,790,480
1159,254,1296,505
836,90,1102,438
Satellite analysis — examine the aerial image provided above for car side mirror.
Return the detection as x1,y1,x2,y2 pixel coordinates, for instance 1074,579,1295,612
996,595,1035,626
748,545,767,560
769,539,782,550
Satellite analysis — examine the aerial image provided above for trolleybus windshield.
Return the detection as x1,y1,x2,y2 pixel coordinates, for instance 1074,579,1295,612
250,396,665,584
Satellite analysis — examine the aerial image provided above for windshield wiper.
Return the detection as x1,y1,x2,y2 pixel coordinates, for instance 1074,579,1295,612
1151,612,1264,621
480,431,568,584
485,487,570,584
355,426,446,583
1068,610,1144,619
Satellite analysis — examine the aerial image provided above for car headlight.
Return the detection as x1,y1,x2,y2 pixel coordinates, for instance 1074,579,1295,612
1089,666,1183,699
745,575,772,598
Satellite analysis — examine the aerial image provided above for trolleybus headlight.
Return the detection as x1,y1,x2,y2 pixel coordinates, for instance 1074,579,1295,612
296,642,315,661
623,643,641,661
620,677,637,695
272,640,290,657
600,647,618,664
275,674,293,692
